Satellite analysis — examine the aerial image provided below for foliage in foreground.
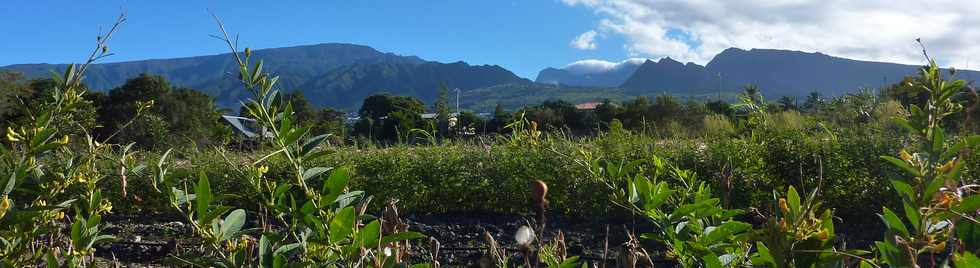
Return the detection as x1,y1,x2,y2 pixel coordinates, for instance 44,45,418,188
579,53,980,267
0,15,129,267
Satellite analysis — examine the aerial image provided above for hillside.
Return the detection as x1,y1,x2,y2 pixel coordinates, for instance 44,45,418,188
619,48,980,97
535,59,645,87
1,43,425,107
299,61,530,110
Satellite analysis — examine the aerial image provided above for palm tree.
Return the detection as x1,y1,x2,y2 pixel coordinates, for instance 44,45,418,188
777,96,797,111
743,84,761,103
803,91,823,112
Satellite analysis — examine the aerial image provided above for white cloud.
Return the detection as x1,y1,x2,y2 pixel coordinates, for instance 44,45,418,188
563,0,980,69
562,58,649,74
570,30,599,50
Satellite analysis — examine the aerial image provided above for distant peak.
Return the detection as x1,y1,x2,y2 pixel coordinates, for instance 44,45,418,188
559,58,649,75
657,57,683,66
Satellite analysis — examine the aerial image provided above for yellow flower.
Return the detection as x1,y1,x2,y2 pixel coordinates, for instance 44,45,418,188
937,160,956,173
0,195,11,219
931,241,946,254
257,165,269,175
937,192,956,208
6,127,23,142
58,135,70,145
900,149,913,162
778,198,790,214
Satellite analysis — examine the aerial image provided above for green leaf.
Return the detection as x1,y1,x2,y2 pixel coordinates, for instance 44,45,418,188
931,127,945,155
703,253,723,268
880,207,910,237
892,117,918,134
322,167,350,205
86,234,115,249
890,179,915,202
202,205,232,227
259,234,272,268
924,176,947,202
302,167,331,181
45,250,59,268
875,241,905,267
787,186,801,217
251,60,264,84
956,218,980,250
954,252,980,268
329,206,355,243
220,209,246,241
3,173,14,195
70,216,83,245
195,172,212,221
752,242,777,267
558,256,581,268
700,221,752,245
955,195,980,213
647,181,671,209
903,201,921,232
355,220,381,248
302,134,331,156
880,156,920,177
273,243,302,256
281,126,310,146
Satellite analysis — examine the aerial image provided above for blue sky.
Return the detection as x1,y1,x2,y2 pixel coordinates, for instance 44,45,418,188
0,1,637,79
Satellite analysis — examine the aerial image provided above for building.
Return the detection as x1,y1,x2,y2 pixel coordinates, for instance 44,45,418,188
575,102,601,110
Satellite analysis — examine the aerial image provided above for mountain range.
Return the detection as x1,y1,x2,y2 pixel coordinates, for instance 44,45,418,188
548,48,980,98
3,44,978,111
1,43,526,109
535,58,646,87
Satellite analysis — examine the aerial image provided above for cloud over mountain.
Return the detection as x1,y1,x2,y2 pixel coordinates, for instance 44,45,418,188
561,58,649,74
562,0,980,69
570,30,599,50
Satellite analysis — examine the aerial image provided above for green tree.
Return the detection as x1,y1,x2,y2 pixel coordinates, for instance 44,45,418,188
802,91,824,113
649,94,681,125
98,73,227,147
358,93,425,119
777,96,797,111
881,75,928,107
0,71,29,131
311,107,347,139
433,84,451,137
621,96,652,131
594,99,622,130
743,84,761,103
162,88,231,146
489,103,511,133
457,111,487,134
355,93,424,141
284,90,317,126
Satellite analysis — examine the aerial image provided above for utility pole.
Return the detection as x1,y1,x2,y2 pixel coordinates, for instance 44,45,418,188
454,88,461,115
717,72,723,101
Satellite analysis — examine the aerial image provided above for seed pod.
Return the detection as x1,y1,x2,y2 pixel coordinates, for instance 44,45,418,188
778,198,789,214
816,230,829,241
531,180,548,206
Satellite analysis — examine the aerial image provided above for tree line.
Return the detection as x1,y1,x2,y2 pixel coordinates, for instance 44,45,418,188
2,70,977,149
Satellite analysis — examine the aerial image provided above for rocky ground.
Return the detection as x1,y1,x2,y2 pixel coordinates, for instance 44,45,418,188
92,212,658,267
